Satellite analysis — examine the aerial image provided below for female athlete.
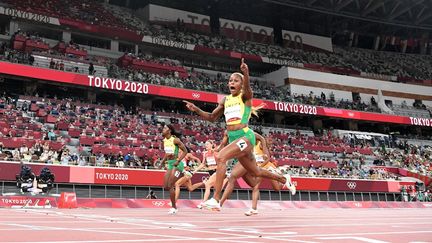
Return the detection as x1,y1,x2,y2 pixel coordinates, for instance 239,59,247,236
160,124,188,214
184,58,292,210
174,151,205,202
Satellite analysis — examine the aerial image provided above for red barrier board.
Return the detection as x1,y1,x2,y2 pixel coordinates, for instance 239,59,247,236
0,62,429,127
0,161,415,192
0,162,70,182
398,168,432,187
0,196,57,208
1,196,431,209
58,192,77,209
94,168,165,186
58,18,142,42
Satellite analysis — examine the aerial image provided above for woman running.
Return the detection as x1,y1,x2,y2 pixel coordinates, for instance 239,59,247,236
184,58,293,210
160,124,188,214
174,151,205,202
228,133,296,216
197,140,228,209
219,132,295,213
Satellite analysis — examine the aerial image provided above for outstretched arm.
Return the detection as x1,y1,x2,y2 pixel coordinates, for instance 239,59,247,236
183,97,225,122
240,58,252,101
188,154,204,174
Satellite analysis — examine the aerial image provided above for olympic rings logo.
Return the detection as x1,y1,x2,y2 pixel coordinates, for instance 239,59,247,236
152,201,166,207
347,182,357,190
192,93,200,99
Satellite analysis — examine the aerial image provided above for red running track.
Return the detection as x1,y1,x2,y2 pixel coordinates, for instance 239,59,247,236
0,207,431,243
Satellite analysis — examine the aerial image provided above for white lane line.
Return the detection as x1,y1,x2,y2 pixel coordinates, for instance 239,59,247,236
317,236,389,243
16,209,431,243
3,223,59,231
17,210,323,243
14,209,265,242
65,216,429,223
0,238,253,243
271,230,432,238
1,220,431,232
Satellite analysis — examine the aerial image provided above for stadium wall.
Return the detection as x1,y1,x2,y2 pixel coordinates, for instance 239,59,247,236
145,4,333,51
286,67,432,106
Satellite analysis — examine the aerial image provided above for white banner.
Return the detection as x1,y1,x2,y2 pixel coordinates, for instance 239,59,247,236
147,4,333,52
360,72,398,81
261,56,304,67
142,35,195,50
0,6,60,25
282,30,333,52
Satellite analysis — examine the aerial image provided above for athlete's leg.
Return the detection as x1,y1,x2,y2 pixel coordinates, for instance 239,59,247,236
220,163,248,206
168,168,183,209
237,149,286,184
188,180,205,192
243,179,261,216
251,178,262,210
222,177,229,188
240,162,264,215
212,139,252,201
270,179,282,191
242,172,260,188
202,173,216,202
163,169,172,189
174,176,189,202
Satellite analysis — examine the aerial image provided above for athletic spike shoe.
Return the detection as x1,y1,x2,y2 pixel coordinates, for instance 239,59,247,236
244,208,258,216
203,198,220,211
168,208,178,214
283,174,296,196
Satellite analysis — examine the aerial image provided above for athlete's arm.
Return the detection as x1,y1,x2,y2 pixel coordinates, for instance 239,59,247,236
240,58,252,101
159,156,168,169
159,143,167,169
201,152,207,168
174,138,187,166
188,154,204,174
215,131,228,152
183,97,225,122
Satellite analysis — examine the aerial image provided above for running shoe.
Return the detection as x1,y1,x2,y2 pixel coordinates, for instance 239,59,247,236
244,208,258,216
203,198,220,211
283,174,296,195
197,202,203,209
168,208,178,214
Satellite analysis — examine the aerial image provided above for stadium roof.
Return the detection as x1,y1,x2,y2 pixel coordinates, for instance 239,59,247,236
127,0,432,36
263,0,432,30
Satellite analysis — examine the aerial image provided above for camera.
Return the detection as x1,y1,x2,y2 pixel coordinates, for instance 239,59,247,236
16,165,35,193
36,167,55,194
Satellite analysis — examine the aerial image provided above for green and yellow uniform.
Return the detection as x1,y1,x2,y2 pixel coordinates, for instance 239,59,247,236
224,93,256,147
163,136,184,172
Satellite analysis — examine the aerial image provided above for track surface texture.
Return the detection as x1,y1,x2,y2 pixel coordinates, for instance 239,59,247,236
0,208,431,243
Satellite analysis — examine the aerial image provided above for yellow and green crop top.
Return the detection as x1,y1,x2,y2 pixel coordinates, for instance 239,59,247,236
163,136,179,158
224,93,251,125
